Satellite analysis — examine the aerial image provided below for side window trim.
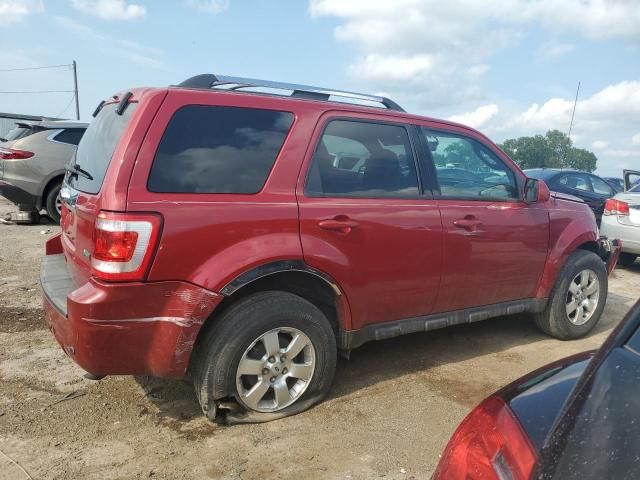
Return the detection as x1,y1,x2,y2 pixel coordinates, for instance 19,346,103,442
419,126,522,202
303,116,428,199
410,124,440,196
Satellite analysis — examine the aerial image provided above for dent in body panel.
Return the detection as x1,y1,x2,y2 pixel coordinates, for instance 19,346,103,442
65,280,222,377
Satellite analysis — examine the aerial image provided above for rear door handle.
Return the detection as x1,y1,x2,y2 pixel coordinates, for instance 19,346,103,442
453,217,482,231
318,217,359,234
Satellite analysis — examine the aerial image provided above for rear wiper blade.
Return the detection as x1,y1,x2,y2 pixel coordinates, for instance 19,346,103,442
66,163,94,181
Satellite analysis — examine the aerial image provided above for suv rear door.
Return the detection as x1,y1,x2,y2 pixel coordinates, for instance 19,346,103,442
297,112,443,330
417,125,549,313
61,90,165,286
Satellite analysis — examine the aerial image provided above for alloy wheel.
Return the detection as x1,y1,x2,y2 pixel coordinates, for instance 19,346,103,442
566,269,600,325
235,327,316,412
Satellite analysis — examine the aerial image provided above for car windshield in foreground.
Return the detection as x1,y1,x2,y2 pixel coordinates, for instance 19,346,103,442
67,102,137,194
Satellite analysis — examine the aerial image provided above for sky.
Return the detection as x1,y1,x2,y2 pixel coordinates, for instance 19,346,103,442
0,0,638,176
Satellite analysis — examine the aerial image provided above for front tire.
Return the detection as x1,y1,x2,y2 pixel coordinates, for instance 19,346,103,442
534,250,608,340
192,291,337,423
45,182,62,224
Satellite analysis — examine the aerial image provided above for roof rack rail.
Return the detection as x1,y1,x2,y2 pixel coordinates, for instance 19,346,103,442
176,74,405,112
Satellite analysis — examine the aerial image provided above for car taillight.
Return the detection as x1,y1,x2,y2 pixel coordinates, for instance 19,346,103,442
433,396,537,480
91,211,162,282
604,199,630,216
0,147,34,160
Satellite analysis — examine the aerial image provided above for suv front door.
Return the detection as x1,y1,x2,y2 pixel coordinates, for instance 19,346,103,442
419,126,549,313
297,114,443,331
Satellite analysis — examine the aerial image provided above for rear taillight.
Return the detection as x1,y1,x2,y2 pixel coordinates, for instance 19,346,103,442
0,147,34,160
91,211,162,282
604,199,630,216
433,396,537,480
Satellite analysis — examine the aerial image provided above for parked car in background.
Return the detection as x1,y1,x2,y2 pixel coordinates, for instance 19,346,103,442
524,168,617,224
603,176,624,193
0,120,88,223
433,299,640,480
600,170,640,267
41,74,619,423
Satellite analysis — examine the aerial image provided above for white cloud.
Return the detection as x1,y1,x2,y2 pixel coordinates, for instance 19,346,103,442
72,0,146,20
185,0,229,13
0,0,42,26
348,54,434,82
541,42,576,58
309,0,640,110
448,104,499,129
479,81,640,176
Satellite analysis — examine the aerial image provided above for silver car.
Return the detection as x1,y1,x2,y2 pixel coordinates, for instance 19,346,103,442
0,120,88,223
600,169,640,267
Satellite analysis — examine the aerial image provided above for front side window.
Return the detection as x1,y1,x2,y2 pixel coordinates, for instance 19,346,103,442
421,128,518,200
148,105,293,194
305,120,419,198
558,173,590,192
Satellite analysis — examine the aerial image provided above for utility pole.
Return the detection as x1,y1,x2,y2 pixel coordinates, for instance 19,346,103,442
72,60,80,120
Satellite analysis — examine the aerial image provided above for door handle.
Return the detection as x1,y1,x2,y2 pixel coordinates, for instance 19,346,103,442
318,217,359,234
453,217,482,231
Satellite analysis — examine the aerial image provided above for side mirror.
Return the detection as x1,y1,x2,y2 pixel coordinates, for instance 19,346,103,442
524,178,550,203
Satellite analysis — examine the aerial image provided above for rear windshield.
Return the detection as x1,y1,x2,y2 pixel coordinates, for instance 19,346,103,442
147,105,293,194
2,125,34,142
67,102,137,194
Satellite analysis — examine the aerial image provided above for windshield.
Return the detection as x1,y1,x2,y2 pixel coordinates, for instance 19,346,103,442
67,102,137,194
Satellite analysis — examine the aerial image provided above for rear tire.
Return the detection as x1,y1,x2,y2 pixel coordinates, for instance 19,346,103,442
618,253,637,268
192,291,337,423
534,250,608,340
45,182,62,224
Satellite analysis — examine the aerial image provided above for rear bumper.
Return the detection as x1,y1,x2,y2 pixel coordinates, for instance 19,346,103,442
0,180,38,210
41,252,223,378
600,217,640,255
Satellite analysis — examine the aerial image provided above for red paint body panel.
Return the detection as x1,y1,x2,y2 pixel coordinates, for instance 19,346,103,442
43,273,221,377
47,84,607,379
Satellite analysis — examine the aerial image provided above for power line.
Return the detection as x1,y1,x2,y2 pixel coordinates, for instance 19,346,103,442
0,64,71,73
55,94,77,118
0,90,74,94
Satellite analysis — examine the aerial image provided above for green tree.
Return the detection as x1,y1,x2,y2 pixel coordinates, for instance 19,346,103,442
499,130,597,172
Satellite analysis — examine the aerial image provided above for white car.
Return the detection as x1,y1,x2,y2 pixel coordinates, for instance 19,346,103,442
600,170,640,267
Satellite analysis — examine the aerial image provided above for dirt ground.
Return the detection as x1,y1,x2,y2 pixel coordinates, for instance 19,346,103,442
1,196,639,480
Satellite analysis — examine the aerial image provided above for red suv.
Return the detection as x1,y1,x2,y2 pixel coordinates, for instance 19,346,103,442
41,74,620,423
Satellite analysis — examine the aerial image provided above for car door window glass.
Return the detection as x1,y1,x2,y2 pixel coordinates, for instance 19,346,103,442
590,176,614,196
421,128,518,200
559,174,590,192
54,128,85,146
305,120,419,198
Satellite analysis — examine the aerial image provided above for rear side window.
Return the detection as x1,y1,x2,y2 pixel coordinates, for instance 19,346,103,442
305,120,419,198
68,103,137,194
53,128,85,146
147,105,294,194
558,173,590,192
